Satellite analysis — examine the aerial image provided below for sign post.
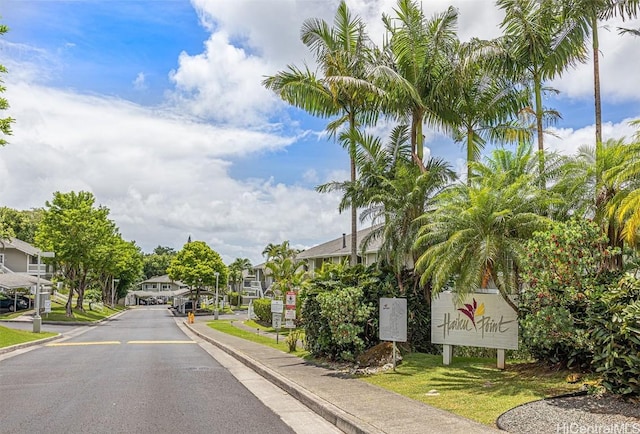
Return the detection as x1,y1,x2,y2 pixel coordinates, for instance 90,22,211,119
379,298,407,370
431,292,518,369
284,291,296,329
271,300,284,343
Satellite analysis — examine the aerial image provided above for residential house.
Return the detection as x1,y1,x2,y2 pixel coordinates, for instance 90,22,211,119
253,226,383,287
296,226,382,276
126,275,189,304
0,237,54,292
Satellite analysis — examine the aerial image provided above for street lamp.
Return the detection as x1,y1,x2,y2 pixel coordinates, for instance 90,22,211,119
214,271,220,320
33,251,55,333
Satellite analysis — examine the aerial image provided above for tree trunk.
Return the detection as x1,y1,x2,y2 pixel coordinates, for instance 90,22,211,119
411,110,427,173
534,74,546,188
349,112,358,267
467,127,475,184
66,289,73,317
592,15,602,159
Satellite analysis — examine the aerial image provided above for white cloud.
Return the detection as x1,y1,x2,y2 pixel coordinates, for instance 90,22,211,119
1,80,352,263
133,72,147,90
546,117,640,156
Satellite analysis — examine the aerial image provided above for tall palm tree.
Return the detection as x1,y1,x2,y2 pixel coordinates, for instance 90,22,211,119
415,153,549,312
496,0,589,179
442,39,531,182
263,1,381,266
562,0,640,154
377,0,459,171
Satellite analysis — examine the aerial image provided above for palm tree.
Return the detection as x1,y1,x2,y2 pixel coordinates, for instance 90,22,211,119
415,153,549,312
377,0,459,171
228,257,253,292
562,0,640,153
263,1,381,266
619,26,640,36
320,125,456,291
558,135,640,269
442,39,531,182
495,0,589,179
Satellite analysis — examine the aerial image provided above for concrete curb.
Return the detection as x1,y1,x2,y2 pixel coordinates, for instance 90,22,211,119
0,333,62,355
185,321,383,434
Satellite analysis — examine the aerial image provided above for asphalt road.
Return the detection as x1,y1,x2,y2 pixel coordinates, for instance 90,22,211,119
0,307,336,434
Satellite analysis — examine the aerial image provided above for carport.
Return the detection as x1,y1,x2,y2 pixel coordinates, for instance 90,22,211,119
0,273,53,312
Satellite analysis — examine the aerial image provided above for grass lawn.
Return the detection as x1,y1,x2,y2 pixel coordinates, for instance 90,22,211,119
0,325,57,348
208,321,593,426
207,320,308,357
361,353,590,425
44,300,125,322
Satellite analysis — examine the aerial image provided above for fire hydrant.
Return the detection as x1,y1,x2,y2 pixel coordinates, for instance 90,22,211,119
188,312,194,324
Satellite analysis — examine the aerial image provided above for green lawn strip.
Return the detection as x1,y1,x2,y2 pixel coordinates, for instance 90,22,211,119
0,325,57,348
206,320,308,357
44,302,125,322
361,353,587,426
0,310,27,320
244,319,305,339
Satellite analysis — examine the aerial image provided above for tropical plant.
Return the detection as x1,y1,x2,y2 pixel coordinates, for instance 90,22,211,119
495,0,588,178
519,218,618,367
263,1,381,265
558,137,640,268
441,40,531,182
562,0,640,151
378,0,458,171
228,257,253,293
588,274,640,396
264,241,305,295
415,156,550,312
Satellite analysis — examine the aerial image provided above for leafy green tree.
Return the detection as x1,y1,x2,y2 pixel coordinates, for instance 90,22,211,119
0,18,14,146
36,191,118,316
92,236,143,304
264,1,381,265
167,241,227,311
143,245,176,279
0,207,43,244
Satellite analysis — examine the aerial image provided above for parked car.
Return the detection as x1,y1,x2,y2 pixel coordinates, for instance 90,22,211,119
139,297,156,305
0,294,29,312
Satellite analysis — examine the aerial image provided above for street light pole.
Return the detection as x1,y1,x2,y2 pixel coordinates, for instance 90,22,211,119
33,251,55,333
214,272,220,320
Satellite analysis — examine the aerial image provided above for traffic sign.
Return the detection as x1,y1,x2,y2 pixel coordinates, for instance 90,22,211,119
272,313,282,330
285,291,296,308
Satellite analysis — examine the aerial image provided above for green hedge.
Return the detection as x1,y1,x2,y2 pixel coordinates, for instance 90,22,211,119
588,275,640,396
252,298,272,322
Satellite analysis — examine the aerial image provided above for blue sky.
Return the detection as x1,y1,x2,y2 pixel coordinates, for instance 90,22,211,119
0,0,638,264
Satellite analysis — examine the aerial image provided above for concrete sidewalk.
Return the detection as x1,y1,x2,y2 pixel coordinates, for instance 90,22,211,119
186,320,499,434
